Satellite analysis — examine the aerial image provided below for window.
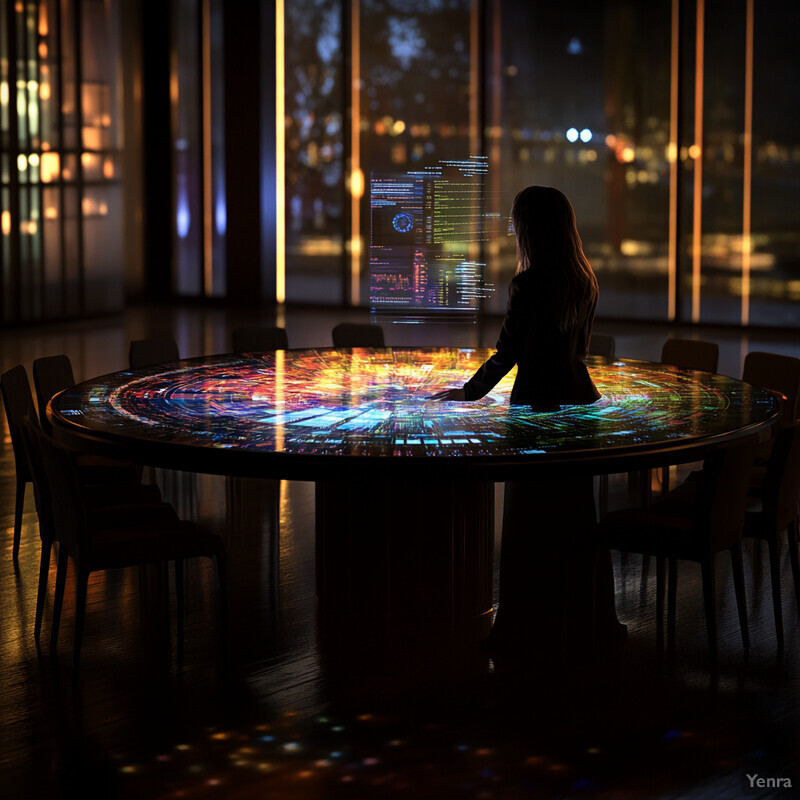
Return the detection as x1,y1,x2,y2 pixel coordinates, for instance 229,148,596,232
0,0,123,323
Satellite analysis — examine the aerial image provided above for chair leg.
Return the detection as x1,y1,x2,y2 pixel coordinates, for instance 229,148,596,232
730,544,750,651
763,535,784,652
700,558,718,674
640,469,652,507
34,542,52,646
667,556,678,648
175,559,184,666
51,545,69,653
73,566,90,674
12,477,25,561
787,519,800,613
655,556,665,654
270,480,281,610
640,554,651,602
215,551,228,675
628,469,651,506
597,474,608,519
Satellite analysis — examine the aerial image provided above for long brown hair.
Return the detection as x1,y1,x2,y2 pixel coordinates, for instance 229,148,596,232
511,186,598,331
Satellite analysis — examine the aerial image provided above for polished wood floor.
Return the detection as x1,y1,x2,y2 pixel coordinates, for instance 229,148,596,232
0,303,798,799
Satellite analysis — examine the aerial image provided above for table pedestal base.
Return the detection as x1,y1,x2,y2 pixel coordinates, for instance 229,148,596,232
315,479,494,684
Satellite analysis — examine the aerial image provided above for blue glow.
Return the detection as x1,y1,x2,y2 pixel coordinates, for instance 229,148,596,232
566,128,579,143
580,128,593,143
177,185,191,239
567,36,583,55
215,194,227,235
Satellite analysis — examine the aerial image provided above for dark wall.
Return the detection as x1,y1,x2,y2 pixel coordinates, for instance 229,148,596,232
224,0,275,305
141,1,174,301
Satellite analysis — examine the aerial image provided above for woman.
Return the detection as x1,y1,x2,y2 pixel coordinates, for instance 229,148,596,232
431,186,615,667
429,185,600,409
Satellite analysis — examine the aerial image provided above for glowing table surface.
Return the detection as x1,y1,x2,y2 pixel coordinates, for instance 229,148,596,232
48,348,781,665
49,348,779,480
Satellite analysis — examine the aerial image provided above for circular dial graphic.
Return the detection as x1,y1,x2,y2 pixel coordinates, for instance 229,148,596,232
391,213,414,233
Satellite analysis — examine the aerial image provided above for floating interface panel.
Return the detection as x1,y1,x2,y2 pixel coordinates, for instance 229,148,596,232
370,156,499,321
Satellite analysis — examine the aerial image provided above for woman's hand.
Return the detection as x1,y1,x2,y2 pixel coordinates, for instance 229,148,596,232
427,388,467,402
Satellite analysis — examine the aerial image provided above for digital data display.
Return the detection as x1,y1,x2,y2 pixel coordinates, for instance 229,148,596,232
52,350,777,462
369,157,499,321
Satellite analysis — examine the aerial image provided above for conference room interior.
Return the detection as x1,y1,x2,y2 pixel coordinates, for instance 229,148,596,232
1,1,799,798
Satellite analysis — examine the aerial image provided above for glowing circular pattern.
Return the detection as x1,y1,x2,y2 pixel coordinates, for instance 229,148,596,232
391,212,414,233
50,349,778,475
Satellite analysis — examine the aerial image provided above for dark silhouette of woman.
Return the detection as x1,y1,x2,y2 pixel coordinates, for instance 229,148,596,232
430,186,618,668
429,185,600,409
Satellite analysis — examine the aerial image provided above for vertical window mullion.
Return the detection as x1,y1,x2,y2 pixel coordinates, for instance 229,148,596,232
56,0,66,317
73,0,84,315
34,0,45,319
668,0,680,322
7,1,20,322
741,0,754,326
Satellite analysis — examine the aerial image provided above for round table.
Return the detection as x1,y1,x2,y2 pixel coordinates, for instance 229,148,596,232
49,348,780,664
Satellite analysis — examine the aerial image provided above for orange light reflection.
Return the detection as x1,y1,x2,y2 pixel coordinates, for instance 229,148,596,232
667,0,679,321
691,0,705,323
741,0,754,325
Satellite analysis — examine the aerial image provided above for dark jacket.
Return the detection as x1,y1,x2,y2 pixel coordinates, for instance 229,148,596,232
463,268,601,410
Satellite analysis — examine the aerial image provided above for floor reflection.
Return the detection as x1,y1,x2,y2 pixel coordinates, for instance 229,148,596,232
0,306,797,799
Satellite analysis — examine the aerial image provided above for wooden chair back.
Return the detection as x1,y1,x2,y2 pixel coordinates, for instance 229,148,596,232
1,365,38,482
332,323,385,348
232,326,289,353
743,351,800,425
588,333,616,358
33,354,75,436
661,338,719,373
129,337,180,369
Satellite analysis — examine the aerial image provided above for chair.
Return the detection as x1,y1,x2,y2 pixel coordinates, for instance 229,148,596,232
742,351,800,426
232,325,289,353
656,338,720,496
660,338,719,374
588,333,616,359
3,361,161,562
741,351,800,496
600,436,757,674
331,323,385,348
743,423,800,652
33,353,148,487
129,337,180,369
22,420,226,671
1,365,39,560
20,419,165,647
32,355,74,437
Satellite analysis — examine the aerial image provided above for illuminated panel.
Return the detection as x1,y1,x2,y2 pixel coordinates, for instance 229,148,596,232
275,0,286,303
369,157,496,320
349,0,362,305
691,0,705,323
741,0,754,326
55,351,777,460
667,0,679,321
202,0,212,296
